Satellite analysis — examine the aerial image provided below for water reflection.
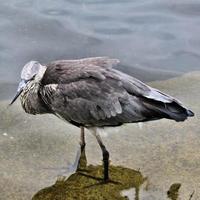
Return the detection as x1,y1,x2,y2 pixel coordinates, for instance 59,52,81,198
32,148,147,200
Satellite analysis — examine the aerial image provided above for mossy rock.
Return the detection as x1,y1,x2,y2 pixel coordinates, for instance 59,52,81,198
32,164,146,200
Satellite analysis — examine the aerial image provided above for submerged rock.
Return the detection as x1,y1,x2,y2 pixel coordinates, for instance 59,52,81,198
32,150,147,200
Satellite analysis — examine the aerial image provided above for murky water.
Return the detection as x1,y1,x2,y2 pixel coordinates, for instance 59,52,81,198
0,1,200,199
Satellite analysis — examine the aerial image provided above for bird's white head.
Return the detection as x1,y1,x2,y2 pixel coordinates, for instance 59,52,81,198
10,61,47,105
21,61,47,82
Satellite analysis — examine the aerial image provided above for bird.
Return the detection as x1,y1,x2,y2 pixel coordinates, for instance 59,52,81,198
10,57,194,181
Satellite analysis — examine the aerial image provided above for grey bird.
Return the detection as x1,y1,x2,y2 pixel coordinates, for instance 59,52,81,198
10,57,194,181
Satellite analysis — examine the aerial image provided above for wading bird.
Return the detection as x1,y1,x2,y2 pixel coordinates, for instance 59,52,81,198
10,57,194,181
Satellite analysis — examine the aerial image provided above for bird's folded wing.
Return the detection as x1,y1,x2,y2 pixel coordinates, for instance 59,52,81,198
42,56,181,105
40,77,129,125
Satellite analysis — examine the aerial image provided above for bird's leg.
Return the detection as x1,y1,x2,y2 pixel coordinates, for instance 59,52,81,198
77,126,87,170
92,128,110,182
80,126,86,151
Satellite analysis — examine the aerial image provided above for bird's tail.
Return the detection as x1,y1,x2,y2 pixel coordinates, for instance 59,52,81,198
164,102,194,121
143,98,194,122
186,109,194,117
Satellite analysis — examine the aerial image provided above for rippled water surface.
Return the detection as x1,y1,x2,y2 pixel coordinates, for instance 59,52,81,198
0,0,200,86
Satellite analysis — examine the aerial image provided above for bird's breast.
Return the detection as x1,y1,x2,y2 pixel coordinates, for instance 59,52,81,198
20,83,49,114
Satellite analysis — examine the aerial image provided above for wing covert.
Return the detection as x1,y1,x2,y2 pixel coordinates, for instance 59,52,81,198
40,78,126,125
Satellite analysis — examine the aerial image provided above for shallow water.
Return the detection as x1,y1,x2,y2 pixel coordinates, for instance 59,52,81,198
0,72,199,199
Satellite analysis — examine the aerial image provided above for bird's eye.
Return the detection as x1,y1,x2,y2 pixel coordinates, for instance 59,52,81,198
30,74,36,81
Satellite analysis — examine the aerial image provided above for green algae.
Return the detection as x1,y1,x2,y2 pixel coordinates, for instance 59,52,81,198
167,183,181,200
32,149,147,200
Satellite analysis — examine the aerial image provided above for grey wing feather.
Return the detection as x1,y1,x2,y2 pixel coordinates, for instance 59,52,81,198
41,79,127,126
112,69,176,103
114,69,193,120
42,57,119,84
43,56,182,106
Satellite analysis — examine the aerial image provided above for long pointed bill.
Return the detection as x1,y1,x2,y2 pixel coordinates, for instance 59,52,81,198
9,80,27,105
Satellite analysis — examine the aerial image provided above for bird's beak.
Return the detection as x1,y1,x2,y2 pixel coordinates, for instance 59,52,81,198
9,79,27,105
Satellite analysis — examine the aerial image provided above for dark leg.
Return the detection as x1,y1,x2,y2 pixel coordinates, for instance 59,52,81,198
80,126,86,151
77,127,87,170
92,129,110,181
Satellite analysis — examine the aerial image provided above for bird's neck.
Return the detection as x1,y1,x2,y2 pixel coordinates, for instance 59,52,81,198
20,81,48,114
